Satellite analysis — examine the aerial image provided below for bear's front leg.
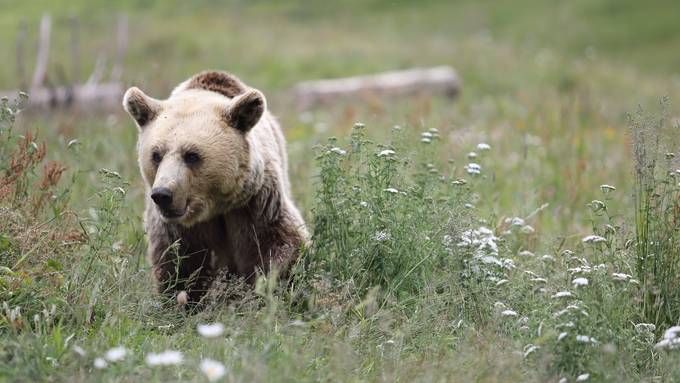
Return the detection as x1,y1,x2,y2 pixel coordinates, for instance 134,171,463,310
146,215,215,305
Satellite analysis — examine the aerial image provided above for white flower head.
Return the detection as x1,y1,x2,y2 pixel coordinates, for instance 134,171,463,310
477,143,491,151
464,163,481,175
329,147,346,156
384,187,399,194
576,373,591,382
600,184,616,192
576,335,597,344
582,235,606,244
145,350,184,366
663,326,680,340
94,357,108,369
372,230,391,242
551,291,573,299
558,332,568,341
72,345,86,357
612,273,631,281
520,225,535,234
105,346,127,362
501,309,518,317
572,277,589,287
467,152,478,159
197,323,225,338
377,149,395,157
200,358,226,382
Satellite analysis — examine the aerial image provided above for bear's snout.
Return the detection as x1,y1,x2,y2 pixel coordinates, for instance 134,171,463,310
151,187,174,209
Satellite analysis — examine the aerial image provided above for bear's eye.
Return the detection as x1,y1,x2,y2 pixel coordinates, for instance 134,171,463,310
183,151,201,165
151,151,163,165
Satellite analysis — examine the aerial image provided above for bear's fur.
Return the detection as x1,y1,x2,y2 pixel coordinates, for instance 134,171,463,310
122,71,307,304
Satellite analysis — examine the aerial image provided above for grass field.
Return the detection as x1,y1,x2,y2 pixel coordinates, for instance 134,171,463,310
1,1,680,381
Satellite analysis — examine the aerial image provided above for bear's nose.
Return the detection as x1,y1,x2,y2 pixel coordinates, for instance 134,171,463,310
150,187,173,208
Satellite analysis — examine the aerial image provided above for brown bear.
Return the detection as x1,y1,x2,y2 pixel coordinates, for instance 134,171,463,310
122,71,308,304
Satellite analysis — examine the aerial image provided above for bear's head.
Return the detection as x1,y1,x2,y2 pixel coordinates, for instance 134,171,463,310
123,84,265,227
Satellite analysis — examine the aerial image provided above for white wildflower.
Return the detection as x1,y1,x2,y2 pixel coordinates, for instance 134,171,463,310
384,187,399,194
501,310,518,317
493,302,506,309
145,350,184,366
105,346,127,362
664,326,680,340
582,235,606,244
467,152,478,159
576,335,597,344
329,147,346,155
421,132,433,138
655,338,680,350
559,378,567,383
477,143,491,151
541,255,555,262
421,137,432,144
629,279,640,285
495,279,509,287
197,323,225,338
600,184,616,192
94,357,108,369
552,291,573,299
464,203,475,209
530,278,547,284
200,358,226,382
572,277,589,287
506,217,525,226
558,332,568,341
612,273,631,281
518,250,535,257
520,225,535,234
452,179,467,186
634,323,656,333
372,230,391,242
377,149,395,157
359,201,369,208
576,373,591,382
72,345,86,357
464,163,481,175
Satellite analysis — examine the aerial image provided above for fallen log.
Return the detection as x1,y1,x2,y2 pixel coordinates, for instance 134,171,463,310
0,82,124,110
292,65,460,109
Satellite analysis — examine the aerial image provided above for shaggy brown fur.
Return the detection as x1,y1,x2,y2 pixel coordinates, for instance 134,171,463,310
123,71,307,305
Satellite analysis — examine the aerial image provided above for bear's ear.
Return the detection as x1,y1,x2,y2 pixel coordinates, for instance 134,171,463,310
223,89,265,133
123,87,162,129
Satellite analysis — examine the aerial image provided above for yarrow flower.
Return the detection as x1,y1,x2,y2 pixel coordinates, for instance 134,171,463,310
372,230,391,242
582,235,606,244
464,163,481,175
145,350,184,366
612,273,632,281
197,323,225,338
328,147,346,155
477,143,491,151
576,373,591,382
105,346,127,362
200,358,226,381
558,332,568,341
377,149,395,157
576,335,598,344
501,310,518,317
384,187,399,194
94,358,108,369
600,184,616,192
572,277,589,287
467,152,478,159
551,291,573,299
